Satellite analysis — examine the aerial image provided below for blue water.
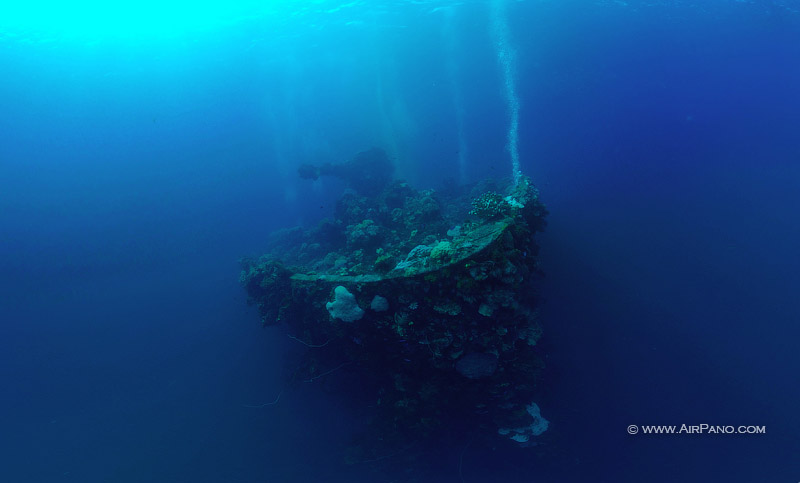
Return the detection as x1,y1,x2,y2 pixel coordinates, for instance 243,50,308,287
2,1,799,481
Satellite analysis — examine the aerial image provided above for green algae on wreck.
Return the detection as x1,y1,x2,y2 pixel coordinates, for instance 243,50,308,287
240,156,549,460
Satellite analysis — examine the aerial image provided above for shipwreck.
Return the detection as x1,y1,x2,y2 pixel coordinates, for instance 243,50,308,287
240,148,549,462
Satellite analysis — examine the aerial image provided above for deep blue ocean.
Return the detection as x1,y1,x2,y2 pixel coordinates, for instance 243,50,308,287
1,0,799,481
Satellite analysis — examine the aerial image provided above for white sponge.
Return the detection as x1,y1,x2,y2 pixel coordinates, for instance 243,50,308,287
326,286,364,322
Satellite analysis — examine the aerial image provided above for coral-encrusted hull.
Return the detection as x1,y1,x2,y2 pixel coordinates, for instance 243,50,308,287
239,175,548,460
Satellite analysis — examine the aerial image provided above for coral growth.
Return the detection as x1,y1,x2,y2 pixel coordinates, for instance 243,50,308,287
239,171,549,465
